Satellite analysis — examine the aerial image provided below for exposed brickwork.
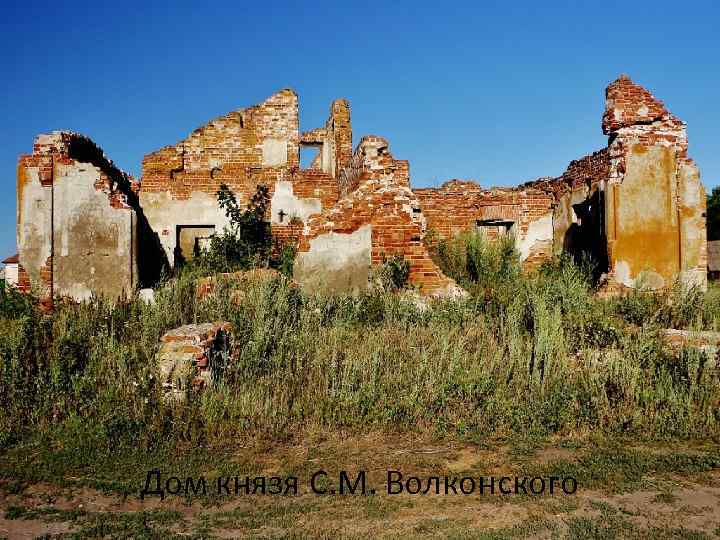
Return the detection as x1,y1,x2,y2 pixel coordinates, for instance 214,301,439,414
141,90,299,201
298,137,460,295
139,91,351,267
141,92,348,208
271,222,304,250
157,322,232,401
413,180,554,270
330,99,353,175
602,74,671,135
339,135,411,195
415,181,552,239
525,149,610,197
14,76,708,301
289,169,339,210
603,75,691,186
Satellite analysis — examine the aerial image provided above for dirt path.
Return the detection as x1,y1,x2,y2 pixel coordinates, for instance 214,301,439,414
2,436,720,539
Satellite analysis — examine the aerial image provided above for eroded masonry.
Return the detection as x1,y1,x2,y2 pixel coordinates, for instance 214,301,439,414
15,75,707,303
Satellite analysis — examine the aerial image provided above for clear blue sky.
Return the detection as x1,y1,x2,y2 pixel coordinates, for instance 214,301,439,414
2,0,718,259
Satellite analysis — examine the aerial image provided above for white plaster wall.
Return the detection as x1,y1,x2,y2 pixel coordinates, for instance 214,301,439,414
270,181,322,224
53,163,135,301
322,138,334,176
677,161,707,289
294,224,372,294
610,145,680,290
262,138,288,166
140,190,233,267
517,213,553,261
4,264,18,286
17,166,52,293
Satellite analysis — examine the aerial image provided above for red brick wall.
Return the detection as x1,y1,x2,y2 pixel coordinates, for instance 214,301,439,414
298,138,457,294
271,222,304,250
524,149,610,197
331,99,353,175
290,169,340,211
602,74,671,135
140,90,300,202
140,90,343,227
414,180,554,249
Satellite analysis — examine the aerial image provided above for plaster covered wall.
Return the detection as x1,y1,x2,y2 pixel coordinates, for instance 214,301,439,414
17,157,53,299
678,161,707,287
294,225,372,294
270,181,321,224
603,75,706,290
609,145,680,288
17,132,138,304
139,191,233,266
53,161,136,301
4,264,18,286
516,213,553,262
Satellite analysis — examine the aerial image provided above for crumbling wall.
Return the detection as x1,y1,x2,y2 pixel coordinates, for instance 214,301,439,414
521,149,611,276
157,321,232,402
602,75,706,290
140,90,299,265
299,99,352,181
15,77,707,302
17,132,139,303
295,136,461,296
140,90,346,265
413,76,706,290
413,180,555,268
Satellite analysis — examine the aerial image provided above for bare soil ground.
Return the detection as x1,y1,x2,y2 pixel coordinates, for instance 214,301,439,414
1,433,719,539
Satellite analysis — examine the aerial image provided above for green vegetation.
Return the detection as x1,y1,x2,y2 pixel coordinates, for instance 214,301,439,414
1,230,720,519
373,254,411,291
4,505,186,539
706,186,720,241
3,231,720,449
181,183,296,277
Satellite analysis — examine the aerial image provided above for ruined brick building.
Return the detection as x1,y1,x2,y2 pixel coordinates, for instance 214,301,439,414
15,75,707,303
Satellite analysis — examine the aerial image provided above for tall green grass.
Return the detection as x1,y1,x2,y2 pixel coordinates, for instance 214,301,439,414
1,234,720,458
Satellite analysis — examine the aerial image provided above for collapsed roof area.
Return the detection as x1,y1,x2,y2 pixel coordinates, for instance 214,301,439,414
15,75,707,303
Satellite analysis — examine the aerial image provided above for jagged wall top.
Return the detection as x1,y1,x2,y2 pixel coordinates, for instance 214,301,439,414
602,74,675,135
